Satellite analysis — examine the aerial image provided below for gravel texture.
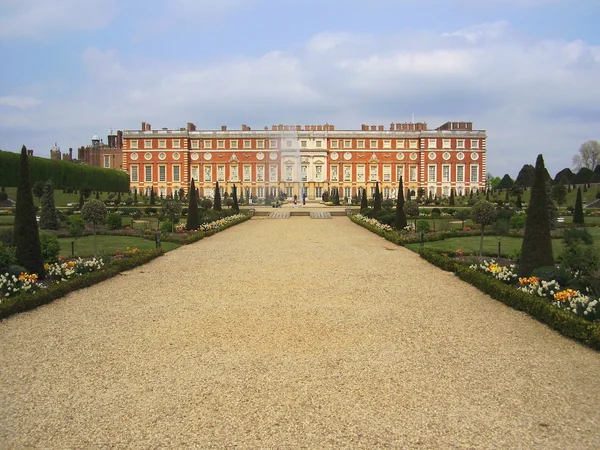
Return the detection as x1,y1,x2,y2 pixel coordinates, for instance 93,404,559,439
1,216,600,449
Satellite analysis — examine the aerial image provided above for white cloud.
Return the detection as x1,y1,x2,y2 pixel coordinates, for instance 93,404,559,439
1,21,599,176
442,21,509,43
0,95,42,109
0,0,117,39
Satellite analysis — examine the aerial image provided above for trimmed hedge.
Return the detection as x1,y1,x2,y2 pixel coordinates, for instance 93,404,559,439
417,248,600,351
0,150,129,192
0,248,165,320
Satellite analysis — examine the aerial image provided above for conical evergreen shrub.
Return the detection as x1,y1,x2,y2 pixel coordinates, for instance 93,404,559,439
573,187,584,225
373,182,381,213
394,176,407,230
39,179,59,230
519,154,554,277
232,185,240,212
449,188,455,206
186,179,200,230
360,188,367,210
14,145,45,279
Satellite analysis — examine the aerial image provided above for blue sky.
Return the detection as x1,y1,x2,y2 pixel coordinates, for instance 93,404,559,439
1,0,599,178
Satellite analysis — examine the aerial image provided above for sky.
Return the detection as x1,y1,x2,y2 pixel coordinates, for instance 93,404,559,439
0,0,599,178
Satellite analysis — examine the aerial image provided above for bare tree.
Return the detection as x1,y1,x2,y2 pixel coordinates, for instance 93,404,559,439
572,140,600,171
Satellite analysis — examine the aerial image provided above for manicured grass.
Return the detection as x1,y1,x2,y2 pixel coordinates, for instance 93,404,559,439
0,216,14,225
2,187,155,208
58,235,179,257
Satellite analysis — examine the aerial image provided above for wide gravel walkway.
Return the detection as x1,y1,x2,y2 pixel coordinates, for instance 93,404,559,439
1,217,599,449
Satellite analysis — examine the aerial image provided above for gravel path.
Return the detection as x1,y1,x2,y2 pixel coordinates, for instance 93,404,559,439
1,217,599,449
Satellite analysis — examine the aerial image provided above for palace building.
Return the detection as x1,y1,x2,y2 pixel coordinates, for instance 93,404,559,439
120,120,487,200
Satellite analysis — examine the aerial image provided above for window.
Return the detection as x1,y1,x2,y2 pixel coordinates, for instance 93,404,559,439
409,140,418,149
217,140,225,149
158,140,166,149
315,165,322,182
145,165,152,182
357,140,365,149
457,139,465,149
344,166,352,182
217,165,225,181
159,165,167,182
130,140,138,149
286,187,293,197
383,165,391,182
270,140,277,149
369,165,378,181
457,165,465,182
130,165,138,182
383,140,391,149
172,140,180,149
258,187,264,198
230,165,238,181
396,165,404,182
243,165,251,182
230,140,238,149
344,140,352,149
396,140,405,149
384,187,390,198
331,140,338,149
344,187,351,199
470,164,479,182
301,140,307,148
103,155,110,168
285,165,293,182
471,139,479,149
269,165,277,181
316,140,322,148
428,165,436,182
331,166,339,182
316,187,323,198
357,165,365,182
173,166,181,182
144,140,152,149
370,140,378,149
428,139,437,149
286,140,293,148
191,140,199,149
244,140,251,149
443,139,451,149
301,166,308,182
257,140,264,149
191,166,199,181
257,166,264,182
409,166,417,182
442,165,450,182
204,140,212,149
204,165,212,182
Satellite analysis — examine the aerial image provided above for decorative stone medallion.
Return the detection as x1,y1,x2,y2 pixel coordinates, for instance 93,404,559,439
443,152,451,160
256,152,265,160
330,152,339,160
158,152,166,160
428,152,436,160
130,152,138,161
457,152,465,161
410,152,418,161
396,152,404,160
204,152,212,161
343,152,352,160
269,152,278,160
144,152,152,160
173,152,181,160
191,152,199,161
471,152,479,160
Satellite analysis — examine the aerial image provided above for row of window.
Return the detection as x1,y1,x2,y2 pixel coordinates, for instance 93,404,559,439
128,138,481,150
130,163,479,184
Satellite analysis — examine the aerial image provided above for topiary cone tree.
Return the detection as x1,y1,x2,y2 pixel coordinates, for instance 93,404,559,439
14,145,45,279
394,176,407,230
39,179,59,230
213,181,222,211
373,182,382,213
449,187,455,206
232,184,240,213
573,186,584,225
360,187,367,210
518,154,554,277
186,179,200,230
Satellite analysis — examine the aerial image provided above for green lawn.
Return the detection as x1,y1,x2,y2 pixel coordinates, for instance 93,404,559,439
58,235,179,257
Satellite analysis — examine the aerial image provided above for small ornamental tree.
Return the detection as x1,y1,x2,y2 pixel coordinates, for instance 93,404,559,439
39,179,59,230
32,180,45,200
68,215,85,256
394,176,407,230
163,199,183,232
573,187,584,225
456,208,471,230
81,199,107,256
214,181,222,211
449,188,455,206
186,180,200,230
150,189,156,205
360,188,368,210
133,189,138,204
232,185,240,212
519,154,554,277
373,182,382,213
14,145,45,279
403,200,419,228
471,200,497,256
